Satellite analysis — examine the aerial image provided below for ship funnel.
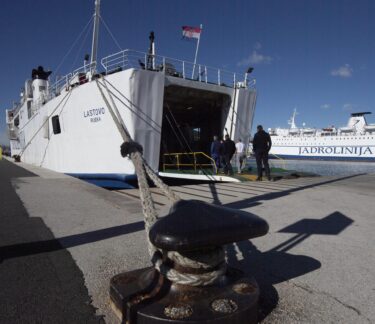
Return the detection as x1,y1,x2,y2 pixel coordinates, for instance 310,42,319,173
31,66,51,103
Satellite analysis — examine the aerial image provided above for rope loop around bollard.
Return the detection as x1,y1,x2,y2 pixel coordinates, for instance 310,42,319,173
152,247,227,286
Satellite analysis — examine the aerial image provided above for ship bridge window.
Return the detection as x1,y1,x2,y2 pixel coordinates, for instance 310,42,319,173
52,115,61,134
39,86,46,91
14,116,20,127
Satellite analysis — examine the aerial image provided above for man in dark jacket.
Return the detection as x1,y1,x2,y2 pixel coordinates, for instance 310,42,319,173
210,135,221,173
252,125,272,181
223,134,236,175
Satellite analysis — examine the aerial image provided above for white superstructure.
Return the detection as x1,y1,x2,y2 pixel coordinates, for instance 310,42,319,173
5,1,257,186
268,109,375,161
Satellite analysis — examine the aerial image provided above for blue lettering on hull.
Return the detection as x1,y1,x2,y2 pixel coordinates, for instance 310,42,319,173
294,146,373,157
272,145,375,161
83,107,105,122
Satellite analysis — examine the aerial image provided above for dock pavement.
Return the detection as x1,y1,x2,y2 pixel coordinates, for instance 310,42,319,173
0,157,374,323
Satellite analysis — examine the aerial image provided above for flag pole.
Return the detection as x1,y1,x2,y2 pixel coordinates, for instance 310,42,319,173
191,24,202,79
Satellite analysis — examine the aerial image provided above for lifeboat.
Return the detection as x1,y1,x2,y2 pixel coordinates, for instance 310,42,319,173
301,128,315,134
339,127,354,133
288,128,299,135
364,124,375,132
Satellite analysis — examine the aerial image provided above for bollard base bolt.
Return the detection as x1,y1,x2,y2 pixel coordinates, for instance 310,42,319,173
110,266,259,323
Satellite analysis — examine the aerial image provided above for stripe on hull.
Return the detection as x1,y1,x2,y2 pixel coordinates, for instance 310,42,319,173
269,154,375,162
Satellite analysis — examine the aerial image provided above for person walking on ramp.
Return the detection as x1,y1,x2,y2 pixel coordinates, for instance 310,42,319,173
253,125,272,181
235,138,246,173
210,135,221,173
223,134,236,176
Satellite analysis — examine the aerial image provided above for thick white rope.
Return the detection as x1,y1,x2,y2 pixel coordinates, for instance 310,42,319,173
154,250,227,286
96,77,224,285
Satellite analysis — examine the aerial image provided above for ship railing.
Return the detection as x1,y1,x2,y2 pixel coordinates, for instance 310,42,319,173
101,49,255,89
49,73,72,97
163,152,217,174
48,61,97,99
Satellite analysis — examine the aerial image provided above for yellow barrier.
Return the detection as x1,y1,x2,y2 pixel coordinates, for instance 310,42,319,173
163,152,217,174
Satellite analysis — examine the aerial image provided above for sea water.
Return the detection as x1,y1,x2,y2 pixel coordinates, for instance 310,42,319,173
262,159,375,176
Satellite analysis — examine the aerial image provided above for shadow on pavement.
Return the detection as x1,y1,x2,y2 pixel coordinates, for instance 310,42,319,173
226,240,321,321
0,221,144,262
226,211,353,321
0,159,104,323
222,173,365,209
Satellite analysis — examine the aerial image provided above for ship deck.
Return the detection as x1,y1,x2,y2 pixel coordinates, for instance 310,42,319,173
1,156,374,323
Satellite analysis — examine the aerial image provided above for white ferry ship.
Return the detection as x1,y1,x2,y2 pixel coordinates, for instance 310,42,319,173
5,0,257,187
268,109,375,161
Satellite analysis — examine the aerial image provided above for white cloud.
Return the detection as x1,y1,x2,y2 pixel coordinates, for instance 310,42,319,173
238,50,273,66
238,42,273,66
342,103,357,111
321,104,331,109
331,64,353,78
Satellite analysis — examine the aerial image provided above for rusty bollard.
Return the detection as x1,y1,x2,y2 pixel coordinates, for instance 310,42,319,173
110,200,269,323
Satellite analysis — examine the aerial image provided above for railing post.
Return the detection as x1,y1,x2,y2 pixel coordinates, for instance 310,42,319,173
218,70,221,85
182,61,185,79
163,57,166,75
177,154,180,171
198,65,201,81
194,153,197,172
205,66,208,83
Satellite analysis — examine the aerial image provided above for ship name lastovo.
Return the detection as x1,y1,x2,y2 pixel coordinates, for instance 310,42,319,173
83,107,106,123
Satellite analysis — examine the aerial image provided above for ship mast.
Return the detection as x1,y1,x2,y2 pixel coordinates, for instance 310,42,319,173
90,0,101,75
288,108,298,129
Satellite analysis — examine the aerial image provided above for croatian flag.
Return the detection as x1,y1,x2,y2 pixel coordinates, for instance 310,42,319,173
182,26,202,39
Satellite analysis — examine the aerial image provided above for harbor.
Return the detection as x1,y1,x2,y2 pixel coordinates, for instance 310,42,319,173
1,1,375,323
1,156,374,323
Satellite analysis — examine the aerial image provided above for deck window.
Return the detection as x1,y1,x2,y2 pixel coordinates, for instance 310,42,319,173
52,115,61,134
27,101,32,119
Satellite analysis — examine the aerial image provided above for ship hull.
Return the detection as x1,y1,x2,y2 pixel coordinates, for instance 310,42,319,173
8,68,257,185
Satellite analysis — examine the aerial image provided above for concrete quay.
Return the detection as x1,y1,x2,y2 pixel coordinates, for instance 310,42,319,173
0,157,374,323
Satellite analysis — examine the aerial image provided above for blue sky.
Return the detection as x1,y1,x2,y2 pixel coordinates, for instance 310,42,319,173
1,0,375,145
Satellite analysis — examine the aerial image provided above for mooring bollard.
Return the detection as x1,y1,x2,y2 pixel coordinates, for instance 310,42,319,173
110,199,269,323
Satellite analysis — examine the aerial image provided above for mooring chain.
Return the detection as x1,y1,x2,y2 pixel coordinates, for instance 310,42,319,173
96,77,224,285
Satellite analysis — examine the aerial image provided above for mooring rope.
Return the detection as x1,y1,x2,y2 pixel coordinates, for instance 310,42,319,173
96,77,224,285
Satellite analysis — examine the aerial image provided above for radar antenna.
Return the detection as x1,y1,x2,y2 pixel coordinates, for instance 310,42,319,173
288,108,298,129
